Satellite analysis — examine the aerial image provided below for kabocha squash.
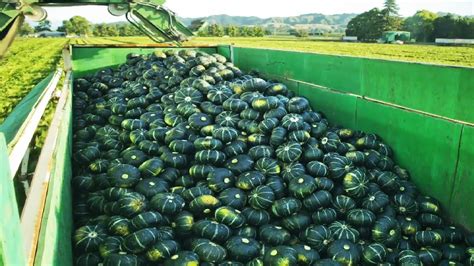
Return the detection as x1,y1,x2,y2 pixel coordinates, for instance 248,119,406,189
259,224,291,245
301,225,333,252
191,238,227,263
145,240,180,262
74,224,108,252
192,220,231,243
150,193,185,215
72,50,474,265
215,206,245,228
263,246,298,266
327,240,361,265
225,236,260,262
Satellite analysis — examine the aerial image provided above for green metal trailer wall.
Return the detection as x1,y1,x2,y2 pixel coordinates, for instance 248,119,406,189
229,47,474,231
32,45,473,265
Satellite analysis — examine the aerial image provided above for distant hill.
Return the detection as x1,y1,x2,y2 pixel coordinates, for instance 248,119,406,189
179,13,358,33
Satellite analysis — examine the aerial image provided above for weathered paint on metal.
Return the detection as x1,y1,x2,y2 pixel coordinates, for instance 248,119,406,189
20,70,71,265
449,125,474,229
34,73,74,266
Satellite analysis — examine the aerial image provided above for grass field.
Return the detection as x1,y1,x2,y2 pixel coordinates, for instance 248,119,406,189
89,36,473,67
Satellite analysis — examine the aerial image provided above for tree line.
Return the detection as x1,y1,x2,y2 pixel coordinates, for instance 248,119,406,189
19,16,145,37
346,0,474,42
197,24,267,37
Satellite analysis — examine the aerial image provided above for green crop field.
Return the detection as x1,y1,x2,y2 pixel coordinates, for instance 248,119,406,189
95,36,474,67
1,36,473,125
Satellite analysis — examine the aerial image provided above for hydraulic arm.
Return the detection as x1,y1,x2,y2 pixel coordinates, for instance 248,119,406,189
0,0,201,56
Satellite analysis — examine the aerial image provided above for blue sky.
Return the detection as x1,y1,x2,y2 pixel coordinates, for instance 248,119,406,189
41,0,473,28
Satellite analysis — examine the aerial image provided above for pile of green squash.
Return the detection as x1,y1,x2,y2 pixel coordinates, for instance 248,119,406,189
71,50,474,266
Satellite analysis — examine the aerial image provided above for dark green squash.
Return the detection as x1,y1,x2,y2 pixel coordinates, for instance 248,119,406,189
372,216,401,247
270,127,287,147
161,151,189,168
189,164,214,180
215,206,245,228
271,197,302,217
189,195,221,215
98,236,122,258
288,174,317,199
207,168,235,192
121,118,147,131
172,211,194,236
414,230,444,246
343,168,369,198
301,225,333,253
281,162,306,182
107,216,131,236
332,195,356,216
134,178,168,198
103,253,140,266
281,212,312,232
76,253,102,266
312,208,338,225
399,247,420,264
193,220,231,243
242,207,271,226
224,140,247,157
145,240,180,262
188,112,213,130
163,250,200,266
216,111,240,128
195,150,227,165
362,243,386,265
375,171,400,194
329,221,360,242
190,238,227,263
303,190,332,211
393,194,419,216
219,188,247,210
306,161,329,177
327,240,361,266
418,247,442,265
362,190,389,213
248,185,275,209
276,141,303,163
346,209,376,227
259,224,291,245
418,196,441,214
225,155,254,175
327,155,354,180
150,193,185,215
225,236,260,262
263,246,298,266
235,171,266,191
223,98,248,112
130,211,164,230
117,192,148,218
293,244,320,265
194,136,223,151
254,157,281,175
419,213,444,228
281,113,304,131
74,224,108,252
181,186,213,202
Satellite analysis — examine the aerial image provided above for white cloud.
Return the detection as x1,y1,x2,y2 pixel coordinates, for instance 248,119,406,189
39,0,473,29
